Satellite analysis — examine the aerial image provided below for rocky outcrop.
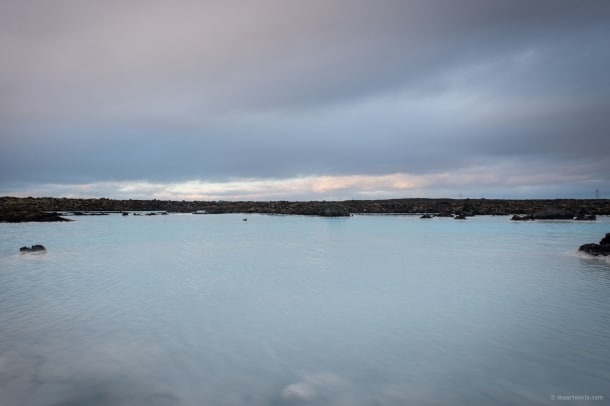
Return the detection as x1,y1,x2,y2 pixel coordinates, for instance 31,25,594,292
321,204,350,217
533,207,572,219
20,244,46,253
579,233,610,256
574,208,596,221
0,211,72,223
511,206,598,221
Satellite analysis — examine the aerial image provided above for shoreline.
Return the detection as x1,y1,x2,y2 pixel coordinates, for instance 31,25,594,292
2,196,610,222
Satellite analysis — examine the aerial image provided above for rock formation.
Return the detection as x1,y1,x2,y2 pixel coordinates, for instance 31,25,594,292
0,211,72,223
579,233,610,256
20,244,46,253
511,206,598,221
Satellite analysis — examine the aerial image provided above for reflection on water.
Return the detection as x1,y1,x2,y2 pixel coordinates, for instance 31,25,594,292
1,214,609,405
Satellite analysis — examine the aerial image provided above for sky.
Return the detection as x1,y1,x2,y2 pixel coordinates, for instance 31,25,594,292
1,0,609,201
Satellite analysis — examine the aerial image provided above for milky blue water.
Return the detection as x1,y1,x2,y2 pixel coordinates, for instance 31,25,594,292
1,214,609,405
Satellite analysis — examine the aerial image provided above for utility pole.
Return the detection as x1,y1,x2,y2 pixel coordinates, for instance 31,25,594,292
596,189,600,199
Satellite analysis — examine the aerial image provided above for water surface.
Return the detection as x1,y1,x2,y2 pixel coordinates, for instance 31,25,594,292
1,214,609,405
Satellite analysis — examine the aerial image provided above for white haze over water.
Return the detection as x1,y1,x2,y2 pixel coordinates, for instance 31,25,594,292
1,214,610,405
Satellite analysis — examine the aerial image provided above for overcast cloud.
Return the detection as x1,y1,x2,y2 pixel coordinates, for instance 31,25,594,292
1,0,609,200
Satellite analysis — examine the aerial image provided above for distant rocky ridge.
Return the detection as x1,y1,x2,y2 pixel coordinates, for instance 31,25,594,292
1,196,609,222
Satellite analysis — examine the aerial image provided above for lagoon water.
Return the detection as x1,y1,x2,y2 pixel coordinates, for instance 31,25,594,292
1,214,609,405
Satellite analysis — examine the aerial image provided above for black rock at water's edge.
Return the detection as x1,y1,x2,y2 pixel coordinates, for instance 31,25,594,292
579,233,610,256
0,211,72,223
20,244,46,253
511,206,597,221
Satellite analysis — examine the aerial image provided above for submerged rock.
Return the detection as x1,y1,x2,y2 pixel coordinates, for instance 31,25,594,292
20,244,46,253
579,233,610,256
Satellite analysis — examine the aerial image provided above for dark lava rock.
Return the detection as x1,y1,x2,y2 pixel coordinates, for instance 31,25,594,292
320,204,350,217
511,214,533,221
420,214,433,219
454,214,467,220
574,209,596,221
579,233,610,256
532,207,572,220
20,244,46,253
0,211,72,223
512,206,597,221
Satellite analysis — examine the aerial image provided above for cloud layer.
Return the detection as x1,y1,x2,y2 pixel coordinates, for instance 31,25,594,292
1,0,609,199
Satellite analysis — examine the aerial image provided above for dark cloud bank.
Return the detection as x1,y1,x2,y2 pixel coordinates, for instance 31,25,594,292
1,0,609,199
